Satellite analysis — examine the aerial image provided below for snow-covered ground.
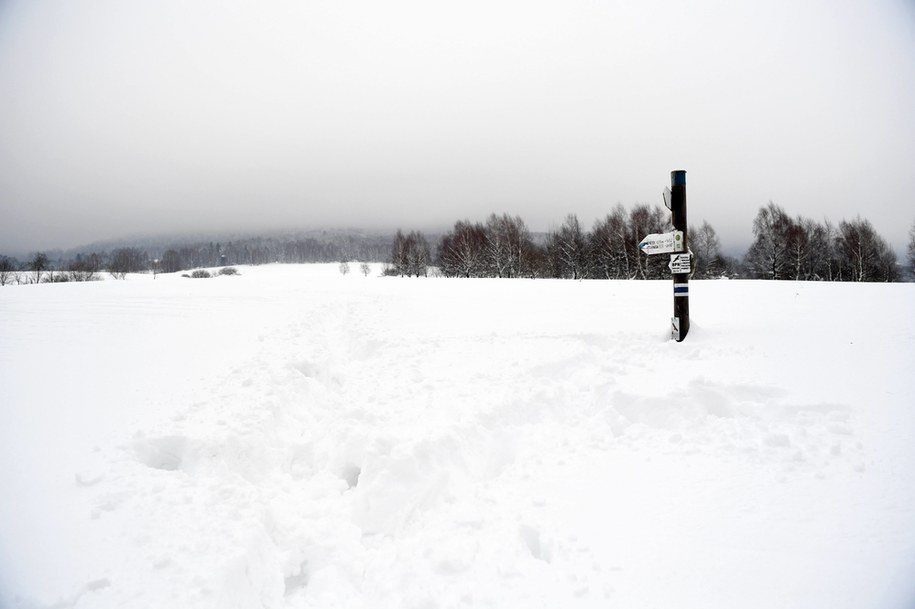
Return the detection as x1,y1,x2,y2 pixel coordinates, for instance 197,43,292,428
1,264,913,609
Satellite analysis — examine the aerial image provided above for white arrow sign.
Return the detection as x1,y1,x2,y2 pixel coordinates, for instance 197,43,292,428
638,230,683,255
669,252,691,274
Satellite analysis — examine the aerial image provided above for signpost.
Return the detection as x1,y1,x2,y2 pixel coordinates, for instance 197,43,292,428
669,170,689,341
639,170,690,342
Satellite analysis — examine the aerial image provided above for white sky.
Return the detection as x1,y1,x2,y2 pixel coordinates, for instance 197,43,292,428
1,0,914,255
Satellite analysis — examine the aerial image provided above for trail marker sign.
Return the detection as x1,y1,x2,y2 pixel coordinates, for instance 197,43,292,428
638,230,683,255
669,252,691,274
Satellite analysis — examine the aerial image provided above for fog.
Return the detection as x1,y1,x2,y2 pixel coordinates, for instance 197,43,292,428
1,0,914,255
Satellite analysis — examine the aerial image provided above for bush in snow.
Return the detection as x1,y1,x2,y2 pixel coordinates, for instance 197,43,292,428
189,270,212,279
217,267,239,276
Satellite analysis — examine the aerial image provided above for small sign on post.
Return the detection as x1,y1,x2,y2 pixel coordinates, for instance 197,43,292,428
668,252,691,274
638,230,684,255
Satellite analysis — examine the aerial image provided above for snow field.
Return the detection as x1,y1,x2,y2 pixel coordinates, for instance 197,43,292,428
1,265,914,608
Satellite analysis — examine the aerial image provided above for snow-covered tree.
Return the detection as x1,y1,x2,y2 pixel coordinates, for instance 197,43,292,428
390,230,430,277
405,232,431,277
745,203,794,280
484,213,533,278
908,220,915,278
547,214,587,279
689,220,724,279
484,214,512,278
589,205,631,279
627,204,668,280
836,217,897,282
438,221,488,278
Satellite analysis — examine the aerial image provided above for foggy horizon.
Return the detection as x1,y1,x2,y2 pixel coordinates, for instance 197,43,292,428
2,0,914,258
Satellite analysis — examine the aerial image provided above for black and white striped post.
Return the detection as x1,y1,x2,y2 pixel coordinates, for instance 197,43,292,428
669,170,689,341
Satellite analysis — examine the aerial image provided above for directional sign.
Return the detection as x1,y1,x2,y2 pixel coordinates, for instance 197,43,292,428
669,252,691,274
638,230,683,255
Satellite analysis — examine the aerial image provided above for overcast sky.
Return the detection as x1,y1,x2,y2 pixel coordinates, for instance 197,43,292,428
1,0,914,256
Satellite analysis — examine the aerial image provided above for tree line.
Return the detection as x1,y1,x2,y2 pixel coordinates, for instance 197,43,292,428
389,205,913,282
0,231,391,285
2,209,913,286
745,202,901,282
390,206,738,280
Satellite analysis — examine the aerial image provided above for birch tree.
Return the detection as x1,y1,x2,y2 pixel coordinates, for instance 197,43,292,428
745,203,793,279
837,217,897,282
689,221,724,279
438,221,488,277
589,205,630,279
547,214,587,279
390,230,430,277
627,204,667,279
484,214,533,278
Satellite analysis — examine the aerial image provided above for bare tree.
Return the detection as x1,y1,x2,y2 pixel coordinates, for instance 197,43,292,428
390,230,431,277
109,247,147,279
483,213,534,278
360,262,372,277
438,221,488,277
390,230,410,276
67,253,101,282
161,249,183,273
504,215,537,278
798,219,829,281
29,252,50,284
0,256,17,286
484,214,512,278
628,204,667,279
406,231,431,277
339,261,350,275
689,220,724,279
547,214,587,279
837,217,897,282
589,205,630,279
814,219,843,281
908,220,915,279
745,202,794,280
785,219,812,281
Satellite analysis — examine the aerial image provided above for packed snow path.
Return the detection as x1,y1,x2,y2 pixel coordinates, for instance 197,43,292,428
1,265,914,608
